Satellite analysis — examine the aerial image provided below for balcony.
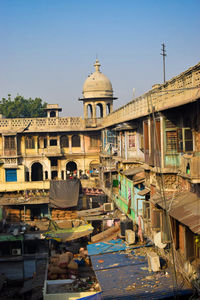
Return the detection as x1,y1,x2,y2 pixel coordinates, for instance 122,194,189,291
0,180,50,193
180,155,200,183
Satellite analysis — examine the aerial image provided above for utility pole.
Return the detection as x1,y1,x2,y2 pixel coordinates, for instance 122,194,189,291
161,43,167,83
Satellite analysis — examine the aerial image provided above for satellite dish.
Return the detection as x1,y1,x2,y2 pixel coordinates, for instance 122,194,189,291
154,231,167,249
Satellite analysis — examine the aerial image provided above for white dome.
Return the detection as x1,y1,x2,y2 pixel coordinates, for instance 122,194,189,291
82,60,113,98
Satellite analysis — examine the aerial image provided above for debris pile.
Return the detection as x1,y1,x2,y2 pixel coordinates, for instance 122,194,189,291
48,252,78,280
47,247,101,295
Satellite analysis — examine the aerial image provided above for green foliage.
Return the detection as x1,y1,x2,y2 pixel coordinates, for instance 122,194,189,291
0,95,47,118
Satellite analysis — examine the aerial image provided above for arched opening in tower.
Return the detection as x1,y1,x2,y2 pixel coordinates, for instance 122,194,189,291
96,103,103,118
50,111,56,117
106,103,111,115
31,162,43,181
66,161,77,178
87,104,93,118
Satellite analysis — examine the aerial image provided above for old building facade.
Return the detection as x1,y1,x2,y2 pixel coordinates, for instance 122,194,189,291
0,59,200,278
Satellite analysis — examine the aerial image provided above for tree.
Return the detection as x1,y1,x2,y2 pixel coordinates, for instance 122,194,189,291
0,95,47,118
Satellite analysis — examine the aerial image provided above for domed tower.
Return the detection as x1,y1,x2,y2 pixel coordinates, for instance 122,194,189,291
79,59,117,121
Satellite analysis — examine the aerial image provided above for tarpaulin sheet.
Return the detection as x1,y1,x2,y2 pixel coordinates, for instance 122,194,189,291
90,251,192,300
79,292,102,300
87,239,128,256
44,224,94,242
49,179,80,208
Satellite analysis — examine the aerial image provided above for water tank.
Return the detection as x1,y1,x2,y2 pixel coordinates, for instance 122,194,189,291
120,219,133,236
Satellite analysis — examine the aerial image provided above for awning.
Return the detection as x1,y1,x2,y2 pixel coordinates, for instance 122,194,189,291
152,191,200,234
103,169,118,173
138,188,150,196
49,179,80,208
44,224,93,242
123,167,144,176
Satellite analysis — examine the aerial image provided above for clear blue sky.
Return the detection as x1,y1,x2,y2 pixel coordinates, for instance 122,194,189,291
0,0,200,116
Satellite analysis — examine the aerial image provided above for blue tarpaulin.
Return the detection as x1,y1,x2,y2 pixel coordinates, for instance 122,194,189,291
88,243,192,299
87,239,127,256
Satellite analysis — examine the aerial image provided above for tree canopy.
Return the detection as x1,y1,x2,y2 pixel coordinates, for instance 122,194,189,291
0,95,47,118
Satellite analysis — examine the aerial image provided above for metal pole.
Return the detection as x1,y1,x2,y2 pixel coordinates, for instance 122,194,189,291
161,43,167,83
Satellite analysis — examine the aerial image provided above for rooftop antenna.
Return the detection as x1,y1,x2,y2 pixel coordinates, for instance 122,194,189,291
161,43,167,83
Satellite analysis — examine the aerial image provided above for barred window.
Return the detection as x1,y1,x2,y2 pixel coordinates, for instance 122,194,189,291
128,133,136,149
25,137,35,149
60,135,69,147
166,128,193,153
5,136,15,149
72,135,80,147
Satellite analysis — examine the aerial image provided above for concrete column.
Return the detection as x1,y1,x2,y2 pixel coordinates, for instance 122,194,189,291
92,103,96,118
57,135,60,148
160,116,164,169
47,134,50,147
68,135,72,153
103,103,106,117
84,104,87,119
80,134,84,152
35,136,38,154
125,131,128,160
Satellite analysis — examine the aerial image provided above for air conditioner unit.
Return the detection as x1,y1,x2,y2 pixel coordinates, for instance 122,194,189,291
12,248,21,256
103,203,114,212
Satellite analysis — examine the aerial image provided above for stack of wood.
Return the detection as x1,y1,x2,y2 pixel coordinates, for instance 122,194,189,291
48,252,78,280
51,209,78,220
21,209,31,221
5,208,32,222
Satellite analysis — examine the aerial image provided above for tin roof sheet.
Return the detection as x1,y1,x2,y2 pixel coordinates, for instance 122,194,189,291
152,191,200,234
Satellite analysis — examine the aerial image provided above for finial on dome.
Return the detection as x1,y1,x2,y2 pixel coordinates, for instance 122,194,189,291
94,59,101,72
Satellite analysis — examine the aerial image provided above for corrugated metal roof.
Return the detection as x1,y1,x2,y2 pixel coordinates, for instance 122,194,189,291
152,191,200,234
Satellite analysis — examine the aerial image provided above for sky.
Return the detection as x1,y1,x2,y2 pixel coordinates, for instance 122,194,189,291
0,0,200,117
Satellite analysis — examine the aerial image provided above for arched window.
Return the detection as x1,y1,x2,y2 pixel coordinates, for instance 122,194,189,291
60,135,69,147
66,161,77,177
96,103,103,118
31,162,43,181
87,104,93,118
72,135,80,147
106,103,111,115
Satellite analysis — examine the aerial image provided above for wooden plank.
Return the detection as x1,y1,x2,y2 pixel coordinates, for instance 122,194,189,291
91,225,120,243
77,207,103,217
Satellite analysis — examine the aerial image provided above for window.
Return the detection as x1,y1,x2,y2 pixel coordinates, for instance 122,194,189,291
60,135,69,147
177,128,193,152
128,133,136,149
50,158,58,166
166,128,193,153
143,201,150,220
166,130,177,152
5,136,15,149
50,139,57,146
25,136,35,149
6,169,17,182
39,137,47,149
72,135,80,147
90,135,99,148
